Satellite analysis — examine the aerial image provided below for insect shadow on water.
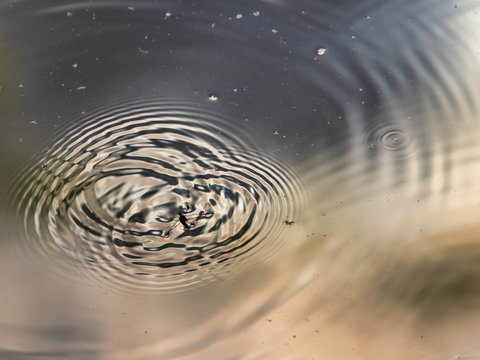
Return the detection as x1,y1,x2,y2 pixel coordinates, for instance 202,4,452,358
156,204,213,238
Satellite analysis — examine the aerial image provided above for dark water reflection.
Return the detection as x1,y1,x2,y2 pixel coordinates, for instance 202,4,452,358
2,0,480,359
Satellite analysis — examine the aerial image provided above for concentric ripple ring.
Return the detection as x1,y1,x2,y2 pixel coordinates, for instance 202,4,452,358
13,97,307,293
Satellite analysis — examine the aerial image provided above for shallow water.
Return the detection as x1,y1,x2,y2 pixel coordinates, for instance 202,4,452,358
2,0,480,359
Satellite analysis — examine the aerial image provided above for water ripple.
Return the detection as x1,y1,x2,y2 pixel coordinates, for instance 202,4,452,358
363,119,425,161
14,97,307,293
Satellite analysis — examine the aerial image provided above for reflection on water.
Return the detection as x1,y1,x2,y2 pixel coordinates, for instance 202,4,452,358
2,0,480,358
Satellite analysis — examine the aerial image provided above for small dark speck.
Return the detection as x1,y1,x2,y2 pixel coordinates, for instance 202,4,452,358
284,220,294,225
266,319,272,322
292,335,296,338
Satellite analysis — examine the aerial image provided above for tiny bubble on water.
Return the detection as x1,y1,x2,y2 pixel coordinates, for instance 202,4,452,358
72,63,78,68
271,29,278,34
236,14,243,19
253,11,260,16
316,47,326,56
165,12,172,18
208,94,218,101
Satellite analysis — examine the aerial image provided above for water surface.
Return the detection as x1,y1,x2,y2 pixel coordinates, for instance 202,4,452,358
2,0,480,359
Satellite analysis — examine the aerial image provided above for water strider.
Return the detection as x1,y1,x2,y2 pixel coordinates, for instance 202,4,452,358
156,209,213,237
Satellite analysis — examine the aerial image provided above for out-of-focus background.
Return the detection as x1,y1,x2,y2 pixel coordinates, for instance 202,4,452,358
2,1,480,359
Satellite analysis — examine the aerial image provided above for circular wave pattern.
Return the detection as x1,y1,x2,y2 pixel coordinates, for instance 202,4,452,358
15,98,306,293
363,119,425,161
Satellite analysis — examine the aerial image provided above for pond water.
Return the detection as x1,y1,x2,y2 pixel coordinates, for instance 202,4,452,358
2,0,480,359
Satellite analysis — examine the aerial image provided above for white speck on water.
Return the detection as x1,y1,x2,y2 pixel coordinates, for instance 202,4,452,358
138,48,149,54
365,15,371,19
253,11,260,16
72,63,78,68
77,86,86,91
369,144,375,150
351,35,357,39
273,131,279,135
127,6,135,11
208,94,218,102
19,84,24,88
66,11,72,17
165,11,172,18
235,14,243,19
211,23,215,28
271,29,278,34
30,120,38,125
232,88,238,92
316,47,326,56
